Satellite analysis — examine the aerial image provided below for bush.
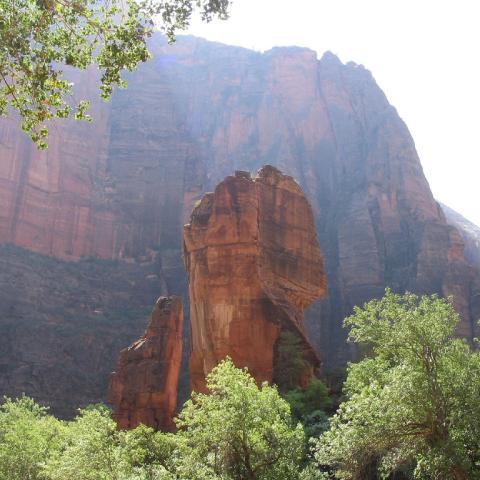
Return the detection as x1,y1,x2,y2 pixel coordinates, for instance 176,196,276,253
284,378,332,439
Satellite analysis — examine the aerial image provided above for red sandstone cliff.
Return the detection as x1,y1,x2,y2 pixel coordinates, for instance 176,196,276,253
0,70,114,259
108,296,183,431
0,35,479,413
184,166,326,392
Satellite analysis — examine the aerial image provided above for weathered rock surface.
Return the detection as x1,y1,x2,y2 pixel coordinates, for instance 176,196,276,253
0,244,162,418
108,296,183,431
0,35,479,412
184,166,326,392
442,204,480,271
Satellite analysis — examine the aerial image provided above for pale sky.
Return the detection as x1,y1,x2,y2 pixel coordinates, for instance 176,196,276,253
187,0,480,226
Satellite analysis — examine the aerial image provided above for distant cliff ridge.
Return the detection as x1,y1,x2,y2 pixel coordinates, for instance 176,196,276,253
0,35,479,414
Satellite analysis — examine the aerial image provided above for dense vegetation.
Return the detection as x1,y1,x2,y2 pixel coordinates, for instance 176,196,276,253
1,291,479,479
312,290,480,479
0,360,319,480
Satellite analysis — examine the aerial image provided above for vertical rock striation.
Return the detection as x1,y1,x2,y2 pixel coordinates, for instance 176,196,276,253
108,296,184,431
184,166,326,392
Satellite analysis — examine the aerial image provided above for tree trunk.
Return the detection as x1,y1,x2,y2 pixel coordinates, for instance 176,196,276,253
452,465,469,480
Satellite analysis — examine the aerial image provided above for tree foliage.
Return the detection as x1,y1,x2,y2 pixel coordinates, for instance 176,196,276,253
4,291,479,480
0,359,308,480
312,289,480,480
273,330,311,392
0,0,230,148
175,358,306,480
44,404,126,480
0,395,64,480
283,378,332,440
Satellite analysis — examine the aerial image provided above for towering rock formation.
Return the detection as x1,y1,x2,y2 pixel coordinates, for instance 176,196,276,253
184,166,326,392
0,35,479,411
108,296,183,431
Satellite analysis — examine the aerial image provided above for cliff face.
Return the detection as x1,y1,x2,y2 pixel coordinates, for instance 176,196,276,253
184,166,326,392
0,64,190,287
108,296,183,431
0,71,114,260
442,204,480,271
0,244,162,418
147,37,478,358
0,35,479,412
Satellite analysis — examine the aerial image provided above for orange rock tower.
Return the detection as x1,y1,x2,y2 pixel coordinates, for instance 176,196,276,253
184,166,327,392
108,296,184,431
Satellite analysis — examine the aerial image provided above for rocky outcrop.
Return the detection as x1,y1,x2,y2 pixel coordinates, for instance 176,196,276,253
108,296,183,431
184,166,326,392
0,35,479,412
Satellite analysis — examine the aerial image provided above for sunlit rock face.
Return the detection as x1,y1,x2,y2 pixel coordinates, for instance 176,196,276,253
0,35,479,414
108,296,184,431
183,166,326,392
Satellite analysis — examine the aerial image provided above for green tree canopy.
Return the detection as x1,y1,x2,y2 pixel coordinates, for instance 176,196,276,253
0,360,310,480
273,330,312,392
44,403,125,480
312,289,480,480
0,395,64,480
175,357,306,480
43,403,176,480
0,0,230,148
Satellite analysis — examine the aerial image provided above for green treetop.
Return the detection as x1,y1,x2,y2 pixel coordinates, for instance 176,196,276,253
312,289,480,480
175,357,306,480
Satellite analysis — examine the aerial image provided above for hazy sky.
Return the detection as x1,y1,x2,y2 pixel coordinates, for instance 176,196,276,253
187,0,480,225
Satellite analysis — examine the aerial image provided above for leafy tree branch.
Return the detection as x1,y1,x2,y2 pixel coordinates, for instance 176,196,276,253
0,0,230,148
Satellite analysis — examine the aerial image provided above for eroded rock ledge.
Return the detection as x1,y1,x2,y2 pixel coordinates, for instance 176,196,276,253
184,165,327,392
108,296,183,431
